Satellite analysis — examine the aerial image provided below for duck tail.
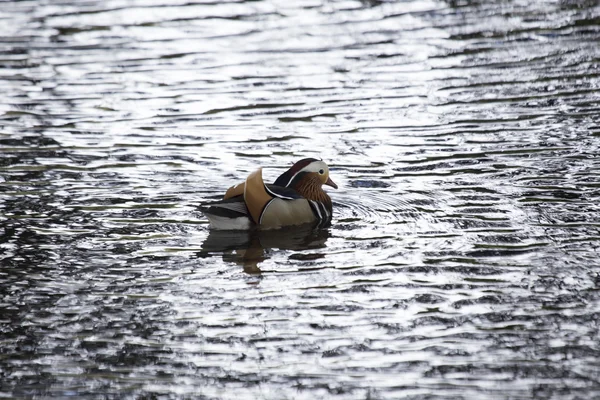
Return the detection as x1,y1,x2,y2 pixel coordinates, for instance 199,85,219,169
200,196,252,230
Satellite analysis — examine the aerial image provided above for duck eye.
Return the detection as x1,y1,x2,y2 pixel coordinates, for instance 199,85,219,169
318,169,324,175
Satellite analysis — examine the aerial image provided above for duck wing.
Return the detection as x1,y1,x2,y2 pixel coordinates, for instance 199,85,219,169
264,184,303,200
200,196,249,219
201,171,305,228
222,168,303,201
244,168,273,224
200,194,253,230
205,183,302,219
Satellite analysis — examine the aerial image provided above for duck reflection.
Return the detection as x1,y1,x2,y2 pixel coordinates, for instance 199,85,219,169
198,224,330,273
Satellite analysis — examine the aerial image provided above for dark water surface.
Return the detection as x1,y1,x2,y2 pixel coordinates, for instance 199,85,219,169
2,0,600,398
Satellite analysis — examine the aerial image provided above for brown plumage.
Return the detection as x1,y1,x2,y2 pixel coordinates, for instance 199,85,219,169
292,172,333,214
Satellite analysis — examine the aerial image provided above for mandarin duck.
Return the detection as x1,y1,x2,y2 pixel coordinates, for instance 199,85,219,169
201,158,337,230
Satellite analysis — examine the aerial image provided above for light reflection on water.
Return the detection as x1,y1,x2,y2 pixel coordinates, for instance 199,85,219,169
2,0,600,398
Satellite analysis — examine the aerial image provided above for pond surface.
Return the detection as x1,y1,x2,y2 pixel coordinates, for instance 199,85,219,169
2,0,600,398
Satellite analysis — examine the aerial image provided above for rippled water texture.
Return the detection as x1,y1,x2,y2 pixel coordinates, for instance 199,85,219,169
2,0,600,398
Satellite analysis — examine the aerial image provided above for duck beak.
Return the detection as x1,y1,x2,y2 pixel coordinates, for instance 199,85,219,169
325,177,338,189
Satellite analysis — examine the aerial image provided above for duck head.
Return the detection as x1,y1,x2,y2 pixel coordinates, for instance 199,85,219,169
274,158,338,189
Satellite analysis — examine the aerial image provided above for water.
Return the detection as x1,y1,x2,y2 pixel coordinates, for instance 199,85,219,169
1,0,600,398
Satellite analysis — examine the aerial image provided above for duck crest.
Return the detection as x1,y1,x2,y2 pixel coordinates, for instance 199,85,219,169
273,158,319,187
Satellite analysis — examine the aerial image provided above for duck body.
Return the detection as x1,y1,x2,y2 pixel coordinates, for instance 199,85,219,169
201,158,337,230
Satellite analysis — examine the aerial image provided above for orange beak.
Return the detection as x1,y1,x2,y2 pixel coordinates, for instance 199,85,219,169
325,176,338,189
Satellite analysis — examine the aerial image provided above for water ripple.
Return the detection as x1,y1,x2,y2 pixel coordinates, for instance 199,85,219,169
2,0,600,398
